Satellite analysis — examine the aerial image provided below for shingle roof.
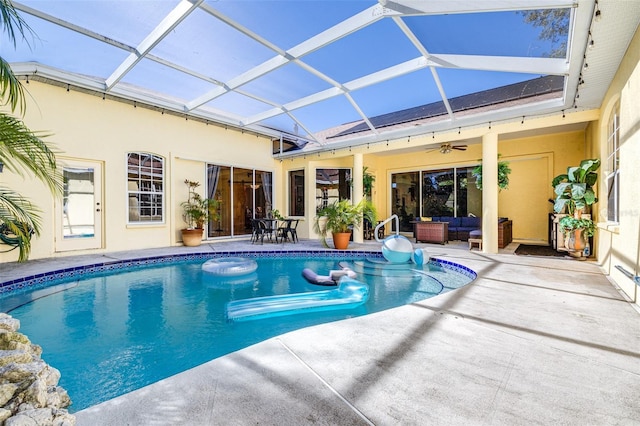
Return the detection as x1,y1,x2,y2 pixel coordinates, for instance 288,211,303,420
331,75,565,138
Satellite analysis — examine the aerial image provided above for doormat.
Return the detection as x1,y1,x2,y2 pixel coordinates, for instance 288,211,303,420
515,244,566,257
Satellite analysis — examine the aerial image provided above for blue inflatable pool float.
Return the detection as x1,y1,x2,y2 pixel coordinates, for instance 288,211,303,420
226,276,369,322
382,234,414,263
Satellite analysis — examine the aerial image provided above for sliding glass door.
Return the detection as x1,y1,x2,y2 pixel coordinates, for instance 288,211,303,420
391,172,419,232
391,166,480,230
206,164,272,238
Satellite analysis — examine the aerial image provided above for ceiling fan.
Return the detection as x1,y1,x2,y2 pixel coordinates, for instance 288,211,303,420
439,143,467,154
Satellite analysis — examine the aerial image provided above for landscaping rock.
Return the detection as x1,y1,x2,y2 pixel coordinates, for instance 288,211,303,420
0,314,74,425
0,314,20,332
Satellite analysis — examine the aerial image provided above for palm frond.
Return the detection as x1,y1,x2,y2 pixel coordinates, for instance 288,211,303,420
0,56,25,113
0,0,31,46
0,112,63,195
0,0,33,114
0,187,42,234
0,187,41,262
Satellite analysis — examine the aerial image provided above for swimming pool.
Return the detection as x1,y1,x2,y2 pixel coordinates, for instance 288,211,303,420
0,251,475,412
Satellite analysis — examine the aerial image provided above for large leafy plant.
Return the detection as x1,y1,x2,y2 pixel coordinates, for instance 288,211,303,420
558,216,596,237
181,180,220,229
551,159,600,216
313,199,376,247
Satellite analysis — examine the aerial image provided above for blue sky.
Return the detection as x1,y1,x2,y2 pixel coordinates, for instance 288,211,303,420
0,1,565,136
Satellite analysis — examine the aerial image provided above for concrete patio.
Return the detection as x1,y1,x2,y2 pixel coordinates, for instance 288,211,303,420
3,239,639,425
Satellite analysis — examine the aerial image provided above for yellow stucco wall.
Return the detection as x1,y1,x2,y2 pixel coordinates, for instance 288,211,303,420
293,129,586,244
0,81,276,261
595,25,640,304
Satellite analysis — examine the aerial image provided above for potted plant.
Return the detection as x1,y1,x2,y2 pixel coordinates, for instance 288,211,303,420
552,158,600,257
314,199,376,249
181,179,220,247
363,166,376,199
471,155,511,191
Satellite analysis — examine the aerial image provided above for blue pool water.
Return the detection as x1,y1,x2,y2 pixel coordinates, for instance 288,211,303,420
3,254,474,412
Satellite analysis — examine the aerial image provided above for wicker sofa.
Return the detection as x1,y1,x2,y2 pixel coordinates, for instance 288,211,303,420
415,216,513,248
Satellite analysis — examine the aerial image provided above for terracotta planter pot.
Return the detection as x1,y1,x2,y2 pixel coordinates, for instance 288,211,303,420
332,232,352,250
564,228,587,259
181,228,203,247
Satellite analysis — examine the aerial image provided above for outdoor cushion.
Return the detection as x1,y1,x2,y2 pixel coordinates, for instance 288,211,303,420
442,217,461,227
461,217,481,227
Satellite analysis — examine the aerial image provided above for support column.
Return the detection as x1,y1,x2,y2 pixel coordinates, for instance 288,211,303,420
353,153,364,243
306,161,318,240
482,133,499,254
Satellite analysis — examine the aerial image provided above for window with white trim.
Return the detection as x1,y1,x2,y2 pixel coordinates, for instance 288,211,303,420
606,105,620,223
127,153,164,223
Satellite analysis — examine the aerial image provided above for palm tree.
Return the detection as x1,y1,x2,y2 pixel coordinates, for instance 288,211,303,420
1,0,62,261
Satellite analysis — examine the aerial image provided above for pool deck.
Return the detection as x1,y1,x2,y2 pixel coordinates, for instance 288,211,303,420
2,239,640,425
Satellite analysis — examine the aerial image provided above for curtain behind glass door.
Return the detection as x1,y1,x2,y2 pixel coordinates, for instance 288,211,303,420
207,165,231,237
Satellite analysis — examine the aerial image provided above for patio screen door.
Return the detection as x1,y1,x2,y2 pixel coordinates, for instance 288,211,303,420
55,159,103,251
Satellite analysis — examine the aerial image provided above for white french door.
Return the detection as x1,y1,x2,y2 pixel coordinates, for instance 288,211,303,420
55,159,103,251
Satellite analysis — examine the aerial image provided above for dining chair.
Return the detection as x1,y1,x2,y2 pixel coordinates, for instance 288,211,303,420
278,219,298,243
251,219,267,244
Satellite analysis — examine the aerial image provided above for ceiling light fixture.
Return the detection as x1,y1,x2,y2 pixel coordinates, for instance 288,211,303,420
594,0,602,21
440,144,452,154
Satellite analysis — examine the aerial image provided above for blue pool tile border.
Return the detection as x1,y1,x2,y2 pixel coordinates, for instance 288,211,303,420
0,251,476,297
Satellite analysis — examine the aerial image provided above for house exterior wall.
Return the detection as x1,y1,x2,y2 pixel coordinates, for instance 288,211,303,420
287,129,586,245
595,25,640,304
0,81,276,262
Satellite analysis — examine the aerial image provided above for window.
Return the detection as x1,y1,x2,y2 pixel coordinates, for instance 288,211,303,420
315,168,351,213
127,153,164,223
422,169,455,217
391,166,480,232
289,170,305,217
606,105,620,222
